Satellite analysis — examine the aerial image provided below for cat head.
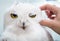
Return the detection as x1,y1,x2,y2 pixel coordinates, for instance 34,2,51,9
4,3,47,30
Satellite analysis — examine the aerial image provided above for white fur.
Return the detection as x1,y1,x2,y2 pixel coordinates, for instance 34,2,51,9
1,3,53,41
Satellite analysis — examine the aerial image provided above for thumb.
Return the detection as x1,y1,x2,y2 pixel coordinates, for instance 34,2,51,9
40,20,60,34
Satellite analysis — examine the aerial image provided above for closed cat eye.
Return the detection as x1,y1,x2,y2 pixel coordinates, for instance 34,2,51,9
10,13,18,19
29,14,36,18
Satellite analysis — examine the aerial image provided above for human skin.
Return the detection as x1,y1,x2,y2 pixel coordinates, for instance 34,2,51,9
40,4,60,34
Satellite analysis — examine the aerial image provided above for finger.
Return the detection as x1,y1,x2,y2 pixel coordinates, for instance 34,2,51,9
40,20,53,27
40,4,59,14
45,10,51,18
45,10,56,19
40,20,60,27
40,20,60,34
51,15,56,19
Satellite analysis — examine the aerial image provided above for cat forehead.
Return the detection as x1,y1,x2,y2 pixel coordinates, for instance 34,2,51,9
9,3,41,15
13,3,37,10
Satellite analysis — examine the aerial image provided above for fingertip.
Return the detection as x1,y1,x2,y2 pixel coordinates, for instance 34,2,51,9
40,4,49,10
40,20,53,27
40,20,47,26
40,6,45,10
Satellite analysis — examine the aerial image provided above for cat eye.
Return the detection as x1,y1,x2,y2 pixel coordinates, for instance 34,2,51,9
10,13,18,19
29,14,36,18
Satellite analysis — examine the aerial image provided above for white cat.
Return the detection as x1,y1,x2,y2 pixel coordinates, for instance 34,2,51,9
1,3,53,41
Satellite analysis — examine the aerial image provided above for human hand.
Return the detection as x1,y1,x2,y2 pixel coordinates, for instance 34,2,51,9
40,4,60,34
